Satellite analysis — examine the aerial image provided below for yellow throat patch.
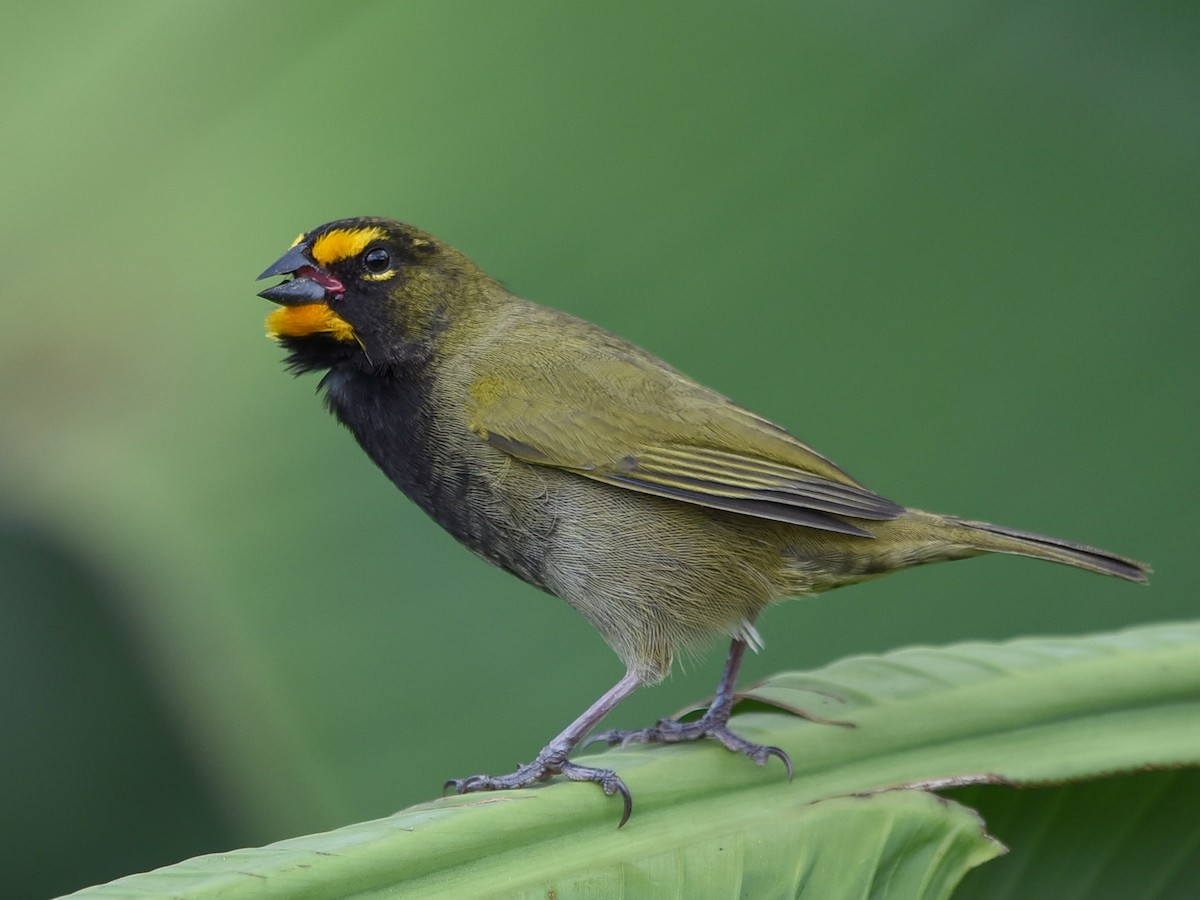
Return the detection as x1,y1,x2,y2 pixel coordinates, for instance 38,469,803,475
266,304,357,343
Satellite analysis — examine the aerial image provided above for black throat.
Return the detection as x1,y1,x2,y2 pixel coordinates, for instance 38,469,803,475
291,344,554,591
317,362,443,508
315,360,554,591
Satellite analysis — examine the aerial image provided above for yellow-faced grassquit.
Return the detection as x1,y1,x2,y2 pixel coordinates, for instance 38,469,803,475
257,216,1149,825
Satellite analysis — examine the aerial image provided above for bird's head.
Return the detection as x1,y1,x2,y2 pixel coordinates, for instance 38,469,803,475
257,217,486,372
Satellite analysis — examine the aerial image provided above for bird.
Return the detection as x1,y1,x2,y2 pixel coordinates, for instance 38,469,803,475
256,216,1150,826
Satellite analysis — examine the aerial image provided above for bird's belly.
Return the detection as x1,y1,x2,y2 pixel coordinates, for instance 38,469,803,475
534,473,792,679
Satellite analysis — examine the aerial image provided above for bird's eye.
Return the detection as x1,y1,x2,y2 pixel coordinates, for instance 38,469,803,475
363,247,391,273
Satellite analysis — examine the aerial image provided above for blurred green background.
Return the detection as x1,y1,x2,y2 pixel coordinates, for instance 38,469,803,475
2,1,1196,895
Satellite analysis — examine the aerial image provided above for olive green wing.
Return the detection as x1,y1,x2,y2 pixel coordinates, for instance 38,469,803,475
465,320,903,537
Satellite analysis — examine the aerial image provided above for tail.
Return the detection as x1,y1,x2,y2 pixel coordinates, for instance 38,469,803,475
953,517,1150,583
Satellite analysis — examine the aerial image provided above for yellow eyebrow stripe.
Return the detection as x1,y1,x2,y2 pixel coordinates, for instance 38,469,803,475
310,226,386,266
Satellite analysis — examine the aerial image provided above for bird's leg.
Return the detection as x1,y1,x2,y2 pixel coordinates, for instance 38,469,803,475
445,670,643,826
586,638,793,778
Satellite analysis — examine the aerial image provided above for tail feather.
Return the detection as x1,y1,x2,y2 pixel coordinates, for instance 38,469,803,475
958,519,1151,583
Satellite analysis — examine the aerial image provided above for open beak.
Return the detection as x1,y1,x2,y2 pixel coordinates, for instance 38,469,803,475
256,243,345,305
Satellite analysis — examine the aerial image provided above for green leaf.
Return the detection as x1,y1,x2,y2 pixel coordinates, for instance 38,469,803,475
949,769,1200,900
63,790,999,899
737,618,1200,789
64,621,1200,899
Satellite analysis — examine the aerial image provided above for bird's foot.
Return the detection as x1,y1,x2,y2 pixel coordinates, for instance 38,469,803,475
445,754,633,826
587,714,793,779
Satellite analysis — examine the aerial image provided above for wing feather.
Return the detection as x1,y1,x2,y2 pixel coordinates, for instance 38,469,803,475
464,310,904,536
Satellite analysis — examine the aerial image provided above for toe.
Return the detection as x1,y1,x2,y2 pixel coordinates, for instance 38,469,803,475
583,729,626,750
560,762,633,827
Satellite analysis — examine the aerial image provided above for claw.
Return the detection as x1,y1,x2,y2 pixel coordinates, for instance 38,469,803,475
615,780,633,828
582,731,617,751
559,761,633,827
444,775,486,795
764,745,794,781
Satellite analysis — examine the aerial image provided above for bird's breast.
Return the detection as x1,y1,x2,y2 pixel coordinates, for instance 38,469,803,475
320,365,557,590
